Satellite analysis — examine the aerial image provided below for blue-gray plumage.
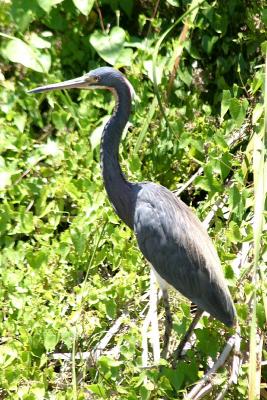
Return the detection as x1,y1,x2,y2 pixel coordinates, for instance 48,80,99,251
28,67,236,327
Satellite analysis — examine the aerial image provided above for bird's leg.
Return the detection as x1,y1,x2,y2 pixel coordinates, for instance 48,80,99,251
172,309,203,367
161,289,173,359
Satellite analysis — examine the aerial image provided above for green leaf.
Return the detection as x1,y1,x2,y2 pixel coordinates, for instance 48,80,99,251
9,294,25,310
201,34,218,55
212,12,228,35
252,103,264,124
90,116,109,149
178,67,192,87
1,37,50,72
30,384,45,400
220,152,231,180
166,0,179,7
90,27,133,66
71,229,87,256
251,71,263,94
43,330,58,352
119,0,133,17
221,90,231,120
226,221,242,243
229,98,248,127
72,0,94,16
262,8,267,26
104,298,117,319
143,60,164,84
27,251,48,269
195,166,223,194
37,0,64,14
163,367,184,390
228,185,241,214
29,32,51,49
13,113,27,133
87,384,107,397
13,209,35,234
0,170,12,190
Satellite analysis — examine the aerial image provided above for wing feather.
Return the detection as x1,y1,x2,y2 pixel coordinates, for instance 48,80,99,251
133,182,236,326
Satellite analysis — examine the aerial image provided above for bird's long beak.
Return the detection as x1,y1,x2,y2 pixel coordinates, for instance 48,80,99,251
28,75,92,94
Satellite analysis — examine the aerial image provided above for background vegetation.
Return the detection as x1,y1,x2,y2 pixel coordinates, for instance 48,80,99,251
0,0,266,399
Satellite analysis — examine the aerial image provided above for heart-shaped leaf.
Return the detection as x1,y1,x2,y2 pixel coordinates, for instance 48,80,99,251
90,27,132,66
72,0,94,16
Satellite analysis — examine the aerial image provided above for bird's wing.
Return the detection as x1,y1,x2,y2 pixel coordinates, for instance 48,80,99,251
133,183,235,326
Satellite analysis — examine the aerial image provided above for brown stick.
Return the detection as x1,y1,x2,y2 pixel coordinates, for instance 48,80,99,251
145,0,161,37
167,21,190,99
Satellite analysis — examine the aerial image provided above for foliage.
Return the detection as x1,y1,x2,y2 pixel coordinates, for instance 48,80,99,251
0,0,266,399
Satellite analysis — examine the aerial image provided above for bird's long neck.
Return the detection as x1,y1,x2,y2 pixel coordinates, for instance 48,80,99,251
100,80,134,229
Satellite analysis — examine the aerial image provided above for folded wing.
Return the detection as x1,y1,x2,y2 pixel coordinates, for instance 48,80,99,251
134,182,236,327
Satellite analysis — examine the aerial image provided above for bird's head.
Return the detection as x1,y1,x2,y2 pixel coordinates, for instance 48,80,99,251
28,67,136,100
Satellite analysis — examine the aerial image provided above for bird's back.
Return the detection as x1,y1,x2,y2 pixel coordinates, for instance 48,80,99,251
133,182,236,327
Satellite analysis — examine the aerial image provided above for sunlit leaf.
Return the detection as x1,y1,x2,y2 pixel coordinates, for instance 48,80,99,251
252,103,264,124
72,0,94,16
229,98,249,127
90,27,133,66
43,330,58,351
0,171,12,190
29,32,51,49
37,0,64,13
87,384,107,397
166,0,179,7
221,90,231,120
1,38,50,72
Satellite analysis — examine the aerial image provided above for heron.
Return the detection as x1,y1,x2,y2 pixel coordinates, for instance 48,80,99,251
29,67,236,356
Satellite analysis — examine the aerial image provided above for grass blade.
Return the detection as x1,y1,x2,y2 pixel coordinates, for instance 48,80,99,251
248,49,267,400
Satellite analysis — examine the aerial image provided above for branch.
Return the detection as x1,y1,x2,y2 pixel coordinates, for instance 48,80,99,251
167,21,190,99
142,270,161,367
50,310,129,365
186,332,237,399
215,326,242,400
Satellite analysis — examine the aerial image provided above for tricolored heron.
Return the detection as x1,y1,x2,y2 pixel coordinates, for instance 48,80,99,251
29,67,236,350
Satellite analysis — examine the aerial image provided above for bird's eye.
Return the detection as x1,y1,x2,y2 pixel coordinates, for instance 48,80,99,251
85,75,100,84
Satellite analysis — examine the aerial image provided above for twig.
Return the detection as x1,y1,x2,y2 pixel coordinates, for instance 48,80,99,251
95,0,105,33
215,326,242,400
231,326,242,385
14,155,46,185
174,168,203,196
185,333,236,399
92,311,129,362
232,240,252,278
145,0,161,37
202,194,227,229
193,383,213,400
149,271,161,363
142,270,160,366
255,332,264,399
167,21,190,99
50,311,128,365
